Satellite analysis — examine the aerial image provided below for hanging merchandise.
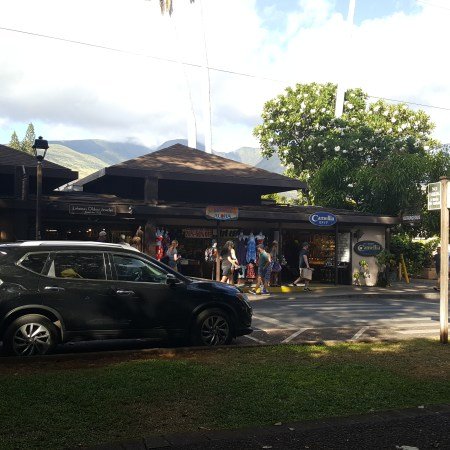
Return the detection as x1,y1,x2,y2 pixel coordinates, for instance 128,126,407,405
256,230,266,245
236,231,248,266
155,228,164,260
246,232,256,264
246,261,256,280
163,230,171,254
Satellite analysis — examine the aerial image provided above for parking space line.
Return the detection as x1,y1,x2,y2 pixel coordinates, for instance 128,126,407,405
243,334,266,344
396,329,439,335
351,326,369,341
281,328,309,343
253,314,298,329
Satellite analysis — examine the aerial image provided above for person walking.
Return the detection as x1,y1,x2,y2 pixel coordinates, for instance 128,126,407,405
269,241,281,287
220,241,238,284
434,246,441,291
251,244,272,295
291,242,312,291
166,240,180,272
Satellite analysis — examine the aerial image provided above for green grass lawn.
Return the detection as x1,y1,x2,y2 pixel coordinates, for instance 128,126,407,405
1,339,450,449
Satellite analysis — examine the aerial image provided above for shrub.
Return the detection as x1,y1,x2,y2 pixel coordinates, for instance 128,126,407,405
390,234,438,276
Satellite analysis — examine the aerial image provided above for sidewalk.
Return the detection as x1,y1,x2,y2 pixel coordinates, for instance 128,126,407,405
244,279,440,300
89,404,450,449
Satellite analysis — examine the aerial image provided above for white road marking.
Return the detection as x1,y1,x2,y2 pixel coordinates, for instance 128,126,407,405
281,328,309,343
396,329,439,335
253,314,298,329
243,334,266,344
351,326,369,341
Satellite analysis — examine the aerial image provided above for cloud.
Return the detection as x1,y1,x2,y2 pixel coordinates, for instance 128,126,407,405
0,0,449,154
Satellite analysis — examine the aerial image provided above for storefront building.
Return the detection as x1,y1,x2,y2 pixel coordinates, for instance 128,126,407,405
0,143,399,285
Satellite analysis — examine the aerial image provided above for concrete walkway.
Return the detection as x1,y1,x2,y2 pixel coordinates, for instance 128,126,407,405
88,404,450,449
245,279,439,300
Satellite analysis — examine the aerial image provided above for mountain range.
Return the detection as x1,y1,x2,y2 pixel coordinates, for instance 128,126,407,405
46,139,284,179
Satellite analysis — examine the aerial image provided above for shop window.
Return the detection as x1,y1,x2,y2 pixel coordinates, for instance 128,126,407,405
112,254,166,283
18,253,50,275
49,252,106,280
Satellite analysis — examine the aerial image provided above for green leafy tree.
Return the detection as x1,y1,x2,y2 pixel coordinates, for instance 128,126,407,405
8,131,21,151
254,83,446,235
21,123,35,155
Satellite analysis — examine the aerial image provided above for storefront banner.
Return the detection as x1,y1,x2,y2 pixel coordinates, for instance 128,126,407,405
206,206,239,221
69,204,116,216
183,228,213,239
309,212,337,227
354,240,383,257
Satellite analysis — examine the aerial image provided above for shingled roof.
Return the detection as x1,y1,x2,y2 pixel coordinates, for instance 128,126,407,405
77,144,306,191
0,144,70,171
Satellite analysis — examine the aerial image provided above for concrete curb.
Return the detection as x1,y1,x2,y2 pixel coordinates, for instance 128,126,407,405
84,404,450,449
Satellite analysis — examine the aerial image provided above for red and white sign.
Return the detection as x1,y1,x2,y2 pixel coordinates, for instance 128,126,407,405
205,206,239,221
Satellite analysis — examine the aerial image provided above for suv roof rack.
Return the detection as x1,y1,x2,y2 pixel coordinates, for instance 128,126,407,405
7,241,140,251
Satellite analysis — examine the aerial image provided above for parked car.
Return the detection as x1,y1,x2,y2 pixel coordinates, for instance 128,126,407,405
0,241,252,356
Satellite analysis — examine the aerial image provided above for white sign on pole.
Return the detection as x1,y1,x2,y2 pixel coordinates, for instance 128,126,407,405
427,182,441,210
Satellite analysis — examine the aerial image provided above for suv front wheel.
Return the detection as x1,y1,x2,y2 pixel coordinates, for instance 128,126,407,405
3,314,59,356
191,308,233,346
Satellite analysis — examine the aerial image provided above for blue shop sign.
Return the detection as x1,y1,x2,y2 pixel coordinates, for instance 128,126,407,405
309,212,337,227
354,241,383,257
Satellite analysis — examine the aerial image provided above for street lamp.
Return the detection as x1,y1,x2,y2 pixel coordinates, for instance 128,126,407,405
32,136,49,240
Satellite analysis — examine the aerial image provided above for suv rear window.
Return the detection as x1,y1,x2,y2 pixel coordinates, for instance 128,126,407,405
18,253,50,274
49,252,107,280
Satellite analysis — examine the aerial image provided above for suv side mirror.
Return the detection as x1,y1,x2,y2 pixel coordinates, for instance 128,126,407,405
166,273,180,285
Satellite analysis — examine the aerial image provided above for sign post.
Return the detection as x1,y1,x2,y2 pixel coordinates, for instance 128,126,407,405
439,177,449,344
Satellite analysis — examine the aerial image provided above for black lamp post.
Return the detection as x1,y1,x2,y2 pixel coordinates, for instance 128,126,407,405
32,136,49,240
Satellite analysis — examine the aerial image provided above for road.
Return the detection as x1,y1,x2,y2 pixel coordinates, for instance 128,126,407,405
1,293,443,356
236,294,445,345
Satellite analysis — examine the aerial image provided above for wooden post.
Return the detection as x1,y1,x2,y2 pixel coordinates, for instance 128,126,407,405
215,220,221,281
440,177,449,344
334,222,339,285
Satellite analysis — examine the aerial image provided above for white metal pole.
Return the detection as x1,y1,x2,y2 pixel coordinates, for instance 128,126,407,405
440,177,449,344
335,0,356,118
200,0,212,154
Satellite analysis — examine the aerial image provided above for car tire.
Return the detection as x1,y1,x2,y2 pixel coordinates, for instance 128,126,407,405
191,308,233,346
3,314,59,357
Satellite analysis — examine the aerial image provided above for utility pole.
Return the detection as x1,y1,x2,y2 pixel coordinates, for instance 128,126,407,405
440,177,449,343
200,0,212,153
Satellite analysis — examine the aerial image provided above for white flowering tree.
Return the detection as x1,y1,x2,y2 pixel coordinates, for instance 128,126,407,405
254,82,445,222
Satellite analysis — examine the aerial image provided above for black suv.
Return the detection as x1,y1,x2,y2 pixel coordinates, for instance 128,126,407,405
0,242,252,356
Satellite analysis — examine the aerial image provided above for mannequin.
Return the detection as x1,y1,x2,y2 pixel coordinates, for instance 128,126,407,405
155,228,164,260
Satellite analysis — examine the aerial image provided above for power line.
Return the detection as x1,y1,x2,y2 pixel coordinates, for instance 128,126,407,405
1,25,450,113
0,26,280,82
416,0,450,12
367,95,450,112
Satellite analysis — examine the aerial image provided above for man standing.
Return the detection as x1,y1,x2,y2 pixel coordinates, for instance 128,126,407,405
251,244,272,295
291,242,312,291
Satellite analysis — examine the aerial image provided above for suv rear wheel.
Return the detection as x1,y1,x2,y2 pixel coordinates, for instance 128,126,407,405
3,314,58,356
191,308,233,346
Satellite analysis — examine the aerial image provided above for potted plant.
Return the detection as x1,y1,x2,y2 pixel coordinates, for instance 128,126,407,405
353,260,370,285
375,250,394,287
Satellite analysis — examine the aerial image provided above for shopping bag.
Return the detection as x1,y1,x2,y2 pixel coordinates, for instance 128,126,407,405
301,268,313,280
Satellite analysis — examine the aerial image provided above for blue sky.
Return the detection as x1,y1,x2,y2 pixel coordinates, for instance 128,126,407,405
0,0,449,152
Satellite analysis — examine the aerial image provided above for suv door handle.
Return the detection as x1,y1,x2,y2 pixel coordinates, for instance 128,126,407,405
116,290,136,297
44,286,65,293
